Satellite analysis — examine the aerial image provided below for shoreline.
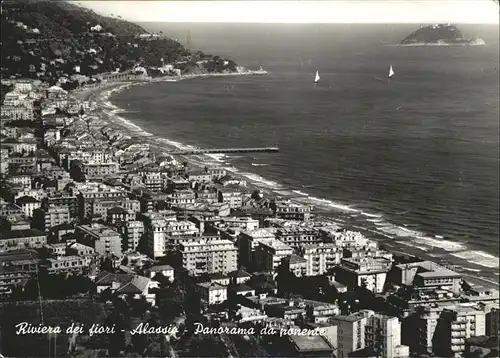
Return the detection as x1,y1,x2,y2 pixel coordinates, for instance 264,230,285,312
72,72,499,290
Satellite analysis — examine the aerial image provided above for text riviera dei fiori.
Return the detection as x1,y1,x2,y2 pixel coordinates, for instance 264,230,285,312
16,322,327,337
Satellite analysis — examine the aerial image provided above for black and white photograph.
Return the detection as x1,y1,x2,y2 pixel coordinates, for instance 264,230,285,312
0,0,499,357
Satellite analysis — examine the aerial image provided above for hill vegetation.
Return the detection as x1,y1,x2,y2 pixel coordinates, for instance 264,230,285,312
1,0,239,82
400,24,484,45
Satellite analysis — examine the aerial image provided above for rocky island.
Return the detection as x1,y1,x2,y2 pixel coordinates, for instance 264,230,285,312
399,23,485,46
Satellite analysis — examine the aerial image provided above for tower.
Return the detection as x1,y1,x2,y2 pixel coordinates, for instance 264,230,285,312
186,30,192,49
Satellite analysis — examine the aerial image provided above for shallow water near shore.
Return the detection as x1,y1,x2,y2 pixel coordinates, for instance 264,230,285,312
107,23,499,283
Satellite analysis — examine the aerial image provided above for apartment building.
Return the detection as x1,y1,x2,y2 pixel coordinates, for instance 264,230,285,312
107,206,136,224
336,257,392,293
271,200,313,221
301,242,342,276
432,304,486,358
116,220,144,253
44,255,93,274
238,228,276,267
392,261,462,294
75,183,128,220
364,314,410,358
275,227,322,249
166,220,199,237
330,310,372,358
43,194,78,218
75,223,122,257
217,187,243,209
71,161,119,181
33,206,70,232
15,195,41,217
196,282,228,305
145,218,167,259
254,240,294,272
0,229,47,251
282,254,308,277
179,239,238,276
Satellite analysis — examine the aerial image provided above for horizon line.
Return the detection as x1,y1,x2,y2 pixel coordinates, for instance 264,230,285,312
80,1,500,25
134,21,500,25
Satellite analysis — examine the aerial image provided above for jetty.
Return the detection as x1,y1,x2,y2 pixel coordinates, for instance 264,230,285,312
167,147,279,155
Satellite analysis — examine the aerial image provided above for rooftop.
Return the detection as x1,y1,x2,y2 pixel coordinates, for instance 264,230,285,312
290,335,332,353
241,228,275,239
0,229,45,240
150,264,174,272
16,196,40,204
260,240,293,251
197,282,226,291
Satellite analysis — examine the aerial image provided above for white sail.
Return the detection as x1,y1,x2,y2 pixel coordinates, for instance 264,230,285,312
388,65,395,78
314,70,320,83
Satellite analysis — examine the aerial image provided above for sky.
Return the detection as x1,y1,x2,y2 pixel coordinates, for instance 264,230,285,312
79,0,500,24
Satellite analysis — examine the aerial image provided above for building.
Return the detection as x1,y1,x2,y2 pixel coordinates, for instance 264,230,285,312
276,227,322,249
75,224,122,257
172,202,231,219
179,239,238,276
66,242,95,256
220,217,259,231
217,187,244,209
301,243,342,276
145,217,167,259
43,194,78,218
364,314,410,358
0,249,40,296
0,105,34,121
147,264,174,282
282,254,308,277
330,310,373,358
196,282,227,305
254,240,294,272
15,195,41,217
71,161,119,181
485,306,499,336
272,200,313,221
287,335,335,358
464,336,499,358
433,304,487,358
238,228,276,267
0,229,47,251
143,172,164,191
166,220,199,237
167,190,196,208
116,220,144,253
107,206,136,224
94,271,159,306
33,206,70,232
75,183,128,220
14,138,37,154
336,257,392,293
391,261,462,294
44,255,93,274
228,269,252,285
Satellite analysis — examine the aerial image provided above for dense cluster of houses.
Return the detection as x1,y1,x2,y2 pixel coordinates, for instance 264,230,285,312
0,78,498,358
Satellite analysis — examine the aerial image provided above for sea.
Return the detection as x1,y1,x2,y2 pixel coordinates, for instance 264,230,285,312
109,23,499,279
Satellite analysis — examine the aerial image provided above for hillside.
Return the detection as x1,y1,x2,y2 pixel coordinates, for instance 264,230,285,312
1,0,238,82
400,24,485,45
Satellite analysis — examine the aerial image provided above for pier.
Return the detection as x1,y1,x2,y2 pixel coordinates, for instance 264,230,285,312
167,147,279,155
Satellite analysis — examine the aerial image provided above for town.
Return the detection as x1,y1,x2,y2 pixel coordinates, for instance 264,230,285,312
0,75,498,358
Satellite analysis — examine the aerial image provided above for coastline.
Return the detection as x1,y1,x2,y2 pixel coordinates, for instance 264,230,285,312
388,42,486,47
74,72,499,290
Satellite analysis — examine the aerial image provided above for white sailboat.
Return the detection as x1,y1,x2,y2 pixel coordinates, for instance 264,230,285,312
388,65,395,79
314,70,320,83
